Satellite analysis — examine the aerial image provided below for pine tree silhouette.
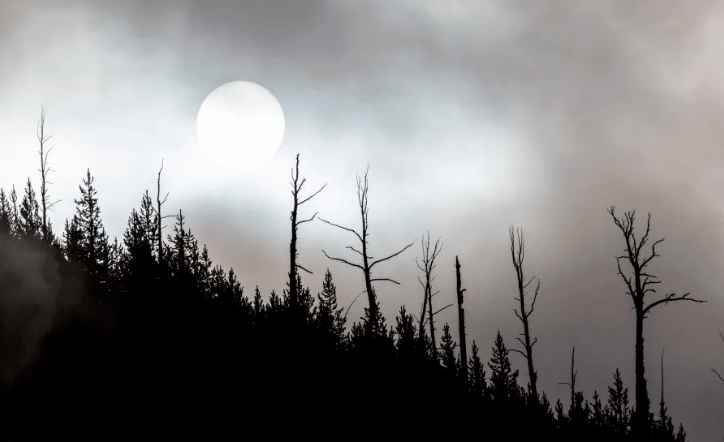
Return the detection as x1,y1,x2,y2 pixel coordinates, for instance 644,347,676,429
0,188,13,237
18,178,41,240
468,340,487,400
315,269,346,350
488,330,520,416
73,169,110,302
440,322,458,375
606,368,631,435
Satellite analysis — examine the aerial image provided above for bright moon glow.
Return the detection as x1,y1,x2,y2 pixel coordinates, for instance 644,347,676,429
196,81,285,170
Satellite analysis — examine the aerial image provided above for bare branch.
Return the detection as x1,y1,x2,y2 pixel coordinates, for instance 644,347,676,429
370,277,401,284
433,304,453,315
615,255,636,303
511,348,528,358
343,291,365,322
711,367,724,383
321,249,363,270
643,292,706,315
318,217,363,243
529,279,541,316
296,264,313,275
369,242,414,269
417,276,426,289
297,213,318,225
514,309,523,322
346,245,364,257
298,183,327,206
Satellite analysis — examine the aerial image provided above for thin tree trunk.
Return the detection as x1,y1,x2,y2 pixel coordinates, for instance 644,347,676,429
288,153,325,313
510,227,539,403
427,280,435,355
320,167,412,336
456,256,468,384
635,309,648,435
156,160,169,268
608,207,705,437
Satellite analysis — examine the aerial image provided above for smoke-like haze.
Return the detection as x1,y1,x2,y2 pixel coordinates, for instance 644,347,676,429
0,235,84,389
1,0,724,439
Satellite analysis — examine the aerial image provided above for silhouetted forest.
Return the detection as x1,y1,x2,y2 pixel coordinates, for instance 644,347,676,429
0,151,694,441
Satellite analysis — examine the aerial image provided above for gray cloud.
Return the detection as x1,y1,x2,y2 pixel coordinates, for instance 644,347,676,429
1,0,724,439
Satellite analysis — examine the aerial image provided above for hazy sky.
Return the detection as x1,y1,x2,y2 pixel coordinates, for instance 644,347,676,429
2,1,724,439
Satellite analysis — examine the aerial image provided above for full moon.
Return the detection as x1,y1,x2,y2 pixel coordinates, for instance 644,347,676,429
196,81,285,170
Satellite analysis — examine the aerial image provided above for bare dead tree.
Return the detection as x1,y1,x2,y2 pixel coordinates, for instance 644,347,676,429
415,232,447,355
319,166,413,334
711,330,724,383
608,206,706,435
156,159,173,267
37,108,59,241
287,153,325,310
455,256,468,384
558,347,577,410
509,226,540,403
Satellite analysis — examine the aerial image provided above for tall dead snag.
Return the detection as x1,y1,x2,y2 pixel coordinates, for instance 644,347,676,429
415,232,446,356
455,256,468,384
509,226,540,403
319,166,413,335
608,206,706,435
287,153,325,311
558,347,577,411
156,160,172,268
37,108,59,242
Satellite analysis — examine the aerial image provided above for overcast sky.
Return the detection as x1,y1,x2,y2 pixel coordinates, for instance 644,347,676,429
2,1,724,439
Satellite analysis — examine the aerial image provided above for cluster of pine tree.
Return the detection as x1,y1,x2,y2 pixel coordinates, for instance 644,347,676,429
0,164,690,441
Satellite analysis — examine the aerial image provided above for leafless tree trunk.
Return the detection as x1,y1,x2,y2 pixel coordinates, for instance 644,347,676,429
37,108,59,242
558,347,577,410
608,206,706,436
455,256,468,384
156,160,172,268
509,226,540,403
288,153,325,310
415,233,446,355
319,166,412,334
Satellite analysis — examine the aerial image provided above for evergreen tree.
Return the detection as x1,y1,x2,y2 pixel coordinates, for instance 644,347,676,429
393,305,418,358
468,340,487,399
0,188,12,236
285,273,315,325
63,216,84,262
555,398,568,428
591,390,605,428
74,169,110,295
18,178,42,240
124,209,153,265
139,190,158,258
253,286,264,317
168,210,195,282
268,289,283,315
9,185,19,237
440,322,458,375
350,296,392,352
568,391,588,428
487,331,520,404
209,264,227,304
225,268,247,309
315,269,346,349
674,423,686,442
606,368,631,435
